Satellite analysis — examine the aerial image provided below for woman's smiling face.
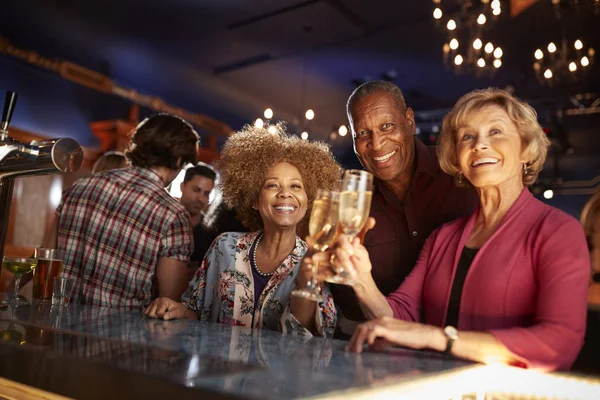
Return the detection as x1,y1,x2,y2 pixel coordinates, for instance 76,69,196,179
255,162,308,230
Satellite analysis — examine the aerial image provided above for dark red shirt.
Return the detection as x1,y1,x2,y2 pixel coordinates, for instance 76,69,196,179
331,139,479,321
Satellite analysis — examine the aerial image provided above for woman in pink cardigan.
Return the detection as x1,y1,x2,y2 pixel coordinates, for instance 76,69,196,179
331,88,590,371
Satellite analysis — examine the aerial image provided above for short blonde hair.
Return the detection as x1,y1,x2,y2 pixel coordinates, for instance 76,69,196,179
438,88,550,187
216,123,342,231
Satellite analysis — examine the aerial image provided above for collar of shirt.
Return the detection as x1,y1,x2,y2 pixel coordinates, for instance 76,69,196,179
374,138,438,206
132,167,167,189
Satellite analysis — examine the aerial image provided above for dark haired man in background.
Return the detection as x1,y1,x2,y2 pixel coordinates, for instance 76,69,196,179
48,114,199,309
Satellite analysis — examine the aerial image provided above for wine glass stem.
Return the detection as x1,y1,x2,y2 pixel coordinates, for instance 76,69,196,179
309,262,319,290
13,274,22,300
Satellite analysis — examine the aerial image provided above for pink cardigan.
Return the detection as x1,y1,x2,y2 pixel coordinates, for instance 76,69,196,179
386,189,590,370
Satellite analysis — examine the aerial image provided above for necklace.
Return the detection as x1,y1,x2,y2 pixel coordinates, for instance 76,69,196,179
251,233,275,277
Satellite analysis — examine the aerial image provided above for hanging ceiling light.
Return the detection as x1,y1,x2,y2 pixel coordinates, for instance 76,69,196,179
533,38,595,85
434,0,505,77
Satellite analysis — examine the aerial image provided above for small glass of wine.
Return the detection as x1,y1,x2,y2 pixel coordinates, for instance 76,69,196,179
3,256,37,306
325,169,373,286
292,188,340,302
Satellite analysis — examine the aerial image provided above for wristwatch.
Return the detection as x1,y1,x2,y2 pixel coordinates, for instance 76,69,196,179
443,326,459,354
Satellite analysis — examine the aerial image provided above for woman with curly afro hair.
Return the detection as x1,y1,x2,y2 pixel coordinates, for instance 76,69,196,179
145,124,342,338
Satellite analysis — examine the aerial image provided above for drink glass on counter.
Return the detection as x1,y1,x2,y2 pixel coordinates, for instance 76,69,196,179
52,277,74,305
33,248,63,302
2,256,36,306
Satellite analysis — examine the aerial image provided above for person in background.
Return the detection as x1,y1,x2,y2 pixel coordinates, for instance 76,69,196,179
333,88,589,371
573,191,600,373
581,191,600,304
47,114,199,309
330,81,478,337
145,124,341,337
191,201,250,271
179,164,216,228
178,164,217,278
91,151,128,174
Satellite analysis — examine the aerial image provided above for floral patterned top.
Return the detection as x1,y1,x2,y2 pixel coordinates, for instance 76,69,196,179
181,232,337,338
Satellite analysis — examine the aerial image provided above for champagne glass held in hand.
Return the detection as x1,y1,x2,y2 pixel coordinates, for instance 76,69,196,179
2,257,36,306
292,188,340,302
326,169,373,286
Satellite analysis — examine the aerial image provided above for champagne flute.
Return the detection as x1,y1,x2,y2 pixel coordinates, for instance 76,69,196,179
2,256,37,306
292,188,340,302
326,169,373,285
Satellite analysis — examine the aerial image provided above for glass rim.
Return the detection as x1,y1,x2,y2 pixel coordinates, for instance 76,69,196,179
2,257,35,262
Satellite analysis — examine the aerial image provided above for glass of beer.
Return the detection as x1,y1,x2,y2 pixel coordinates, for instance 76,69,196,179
326,169,373,286
33,248,63,302
2,256,36,306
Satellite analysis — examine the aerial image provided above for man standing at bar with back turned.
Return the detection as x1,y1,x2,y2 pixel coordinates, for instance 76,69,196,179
45,114,199,310
330,81,479,337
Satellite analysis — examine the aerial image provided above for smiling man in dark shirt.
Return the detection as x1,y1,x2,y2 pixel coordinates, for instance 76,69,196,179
331,81,478,334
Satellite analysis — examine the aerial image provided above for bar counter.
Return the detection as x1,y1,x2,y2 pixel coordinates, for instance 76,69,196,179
0,300,599,399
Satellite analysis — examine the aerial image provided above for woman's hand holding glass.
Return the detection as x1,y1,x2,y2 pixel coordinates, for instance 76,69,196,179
306,216,376,285
330,233,373,284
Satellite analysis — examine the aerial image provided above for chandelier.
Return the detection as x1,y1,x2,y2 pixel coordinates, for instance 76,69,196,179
433,0,506,77
533,38,595,84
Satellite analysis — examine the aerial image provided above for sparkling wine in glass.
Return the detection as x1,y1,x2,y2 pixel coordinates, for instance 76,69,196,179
326,169,373,286
3,257,37,306
292,188,340,302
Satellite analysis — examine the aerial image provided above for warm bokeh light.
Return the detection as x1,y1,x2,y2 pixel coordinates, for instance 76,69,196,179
267,125,278,134
254,118,264,128
574,39,583,50
491,0,501,9
449,39,459,50
473,38,482,50
305,109,315,120
443,43,450,53
544,69,553,79
301,131,309,140
543,189,554,199
493,59,502,68
477,14,486,25
338,125,348,136
581,56,590,67
477,58,486,68
263,108,273,119
492,7,501,15
484,42,494,53
548,42,557,53
569,62,577,72
454,54,463,65
447,19,456,30
433,8,442,19
493,47,503,58
534,49,543,60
